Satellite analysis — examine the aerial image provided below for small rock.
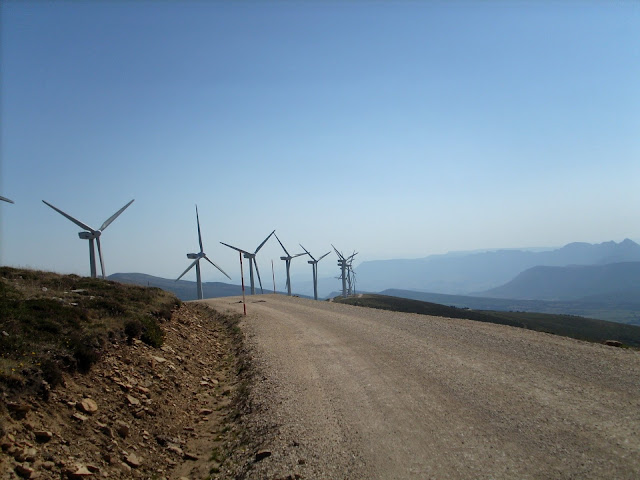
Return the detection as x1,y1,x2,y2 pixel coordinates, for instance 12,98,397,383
42,461,55,470
126,395,140,406
115,420,130,438
151,356,167,364
77,398,98,414
7,402,31,419
72,413,88,423
255,450,271,462
124,453,142,468
67,465,93,478
15,447,38,462
199,408,213,416
34,431,53,443
183,452,198,461
166,445,184,456
14,463,37,479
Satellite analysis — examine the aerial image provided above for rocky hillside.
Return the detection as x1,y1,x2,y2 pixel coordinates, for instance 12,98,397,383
0,268,251,480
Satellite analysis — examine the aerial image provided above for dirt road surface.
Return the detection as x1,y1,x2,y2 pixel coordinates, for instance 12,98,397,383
203,295,640,479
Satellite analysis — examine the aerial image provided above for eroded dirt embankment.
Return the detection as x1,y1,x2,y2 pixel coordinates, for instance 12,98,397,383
1,303,249,480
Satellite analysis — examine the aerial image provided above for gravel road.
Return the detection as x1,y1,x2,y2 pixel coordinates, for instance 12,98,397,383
203,295,640,479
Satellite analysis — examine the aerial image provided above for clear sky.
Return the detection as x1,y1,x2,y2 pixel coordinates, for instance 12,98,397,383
1,1,638,285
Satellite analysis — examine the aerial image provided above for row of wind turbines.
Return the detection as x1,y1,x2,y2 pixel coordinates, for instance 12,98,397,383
177,205,358,300
8,197,357,301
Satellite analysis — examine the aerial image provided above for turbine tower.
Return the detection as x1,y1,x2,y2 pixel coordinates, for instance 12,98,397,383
300,244,330,300
221,230,275,295
0,196,14,204
274,233,305,296
43,199,134,279
346,251,358,296
332,245,357,298
176,205,231,300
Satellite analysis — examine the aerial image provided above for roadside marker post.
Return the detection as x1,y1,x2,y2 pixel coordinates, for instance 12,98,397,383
239,251,246,316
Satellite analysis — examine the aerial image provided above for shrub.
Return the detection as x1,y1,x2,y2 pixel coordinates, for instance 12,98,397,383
124,319,143,342
140,317,164,348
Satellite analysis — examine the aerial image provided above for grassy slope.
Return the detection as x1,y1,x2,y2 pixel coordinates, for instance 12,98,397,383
335,294,640,348
0,267,181,399
380,288,640,325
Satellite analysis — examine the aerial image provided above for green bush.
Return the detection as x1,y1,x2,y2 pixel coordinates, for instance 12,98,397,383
141,317,164,348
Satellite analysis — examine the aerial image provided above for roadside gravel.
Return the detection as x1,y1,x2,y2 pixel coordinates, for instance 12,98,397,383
204,294,640,480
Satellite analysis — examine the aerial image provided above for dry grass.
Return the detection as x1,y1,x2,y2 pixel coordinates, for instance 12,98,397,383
0,267,181,400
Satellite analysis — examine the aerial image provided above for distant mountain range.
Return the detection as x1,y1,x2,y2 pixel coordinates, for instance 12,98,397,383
355,239,640,294
108,273,246,301
478,261,640,301
108,272,305,301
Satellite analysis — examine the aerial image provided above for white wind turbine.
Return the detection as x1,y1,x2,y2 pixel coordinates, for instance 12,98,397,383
221,230,275,295
176,205,231,300
300,244,330,301
43,199,134,279
274,233,306,296
332,245,357,298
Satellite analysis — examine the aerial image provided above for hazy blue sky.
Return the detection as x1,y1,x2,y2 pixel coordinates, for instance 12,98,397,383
1,1,638,285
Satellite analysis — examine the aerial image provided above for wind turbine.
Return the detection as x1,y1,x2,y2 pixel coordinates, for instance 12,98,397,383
176,205,231,300
274,233,306,296
332,245,357,298
300,244,330,301
43,199,134,279
0,196,14,204
221,230,275,295
346,251,358,296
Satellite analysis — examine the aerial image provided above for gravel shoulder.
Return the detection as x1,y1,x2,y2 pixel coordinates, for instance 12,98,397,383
204,294,640,480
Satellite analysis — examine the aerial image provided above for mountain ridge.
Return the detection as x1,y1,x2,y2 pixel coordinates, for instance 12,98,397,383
355,239,640,294
479,261,640,301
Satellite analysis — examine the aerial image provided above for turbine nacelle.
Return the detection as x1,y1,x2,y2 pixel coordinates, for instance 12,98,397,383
78,231,100,240
186,253,200,259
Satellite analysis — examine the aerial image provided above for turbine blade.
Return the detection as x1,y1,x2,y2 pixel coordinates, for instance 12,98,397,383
220,242,249,255
254,230,275,254
293,252,307,258
176,259,198,281
99,199,134,231
253,258,264,293
0,195,14,204
96,236,106,279
195,205,204,253
204,255,231,280
331,244,344,260
299,244,315,262
274,233,290,256
42,200,94,232
318,251,331,262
